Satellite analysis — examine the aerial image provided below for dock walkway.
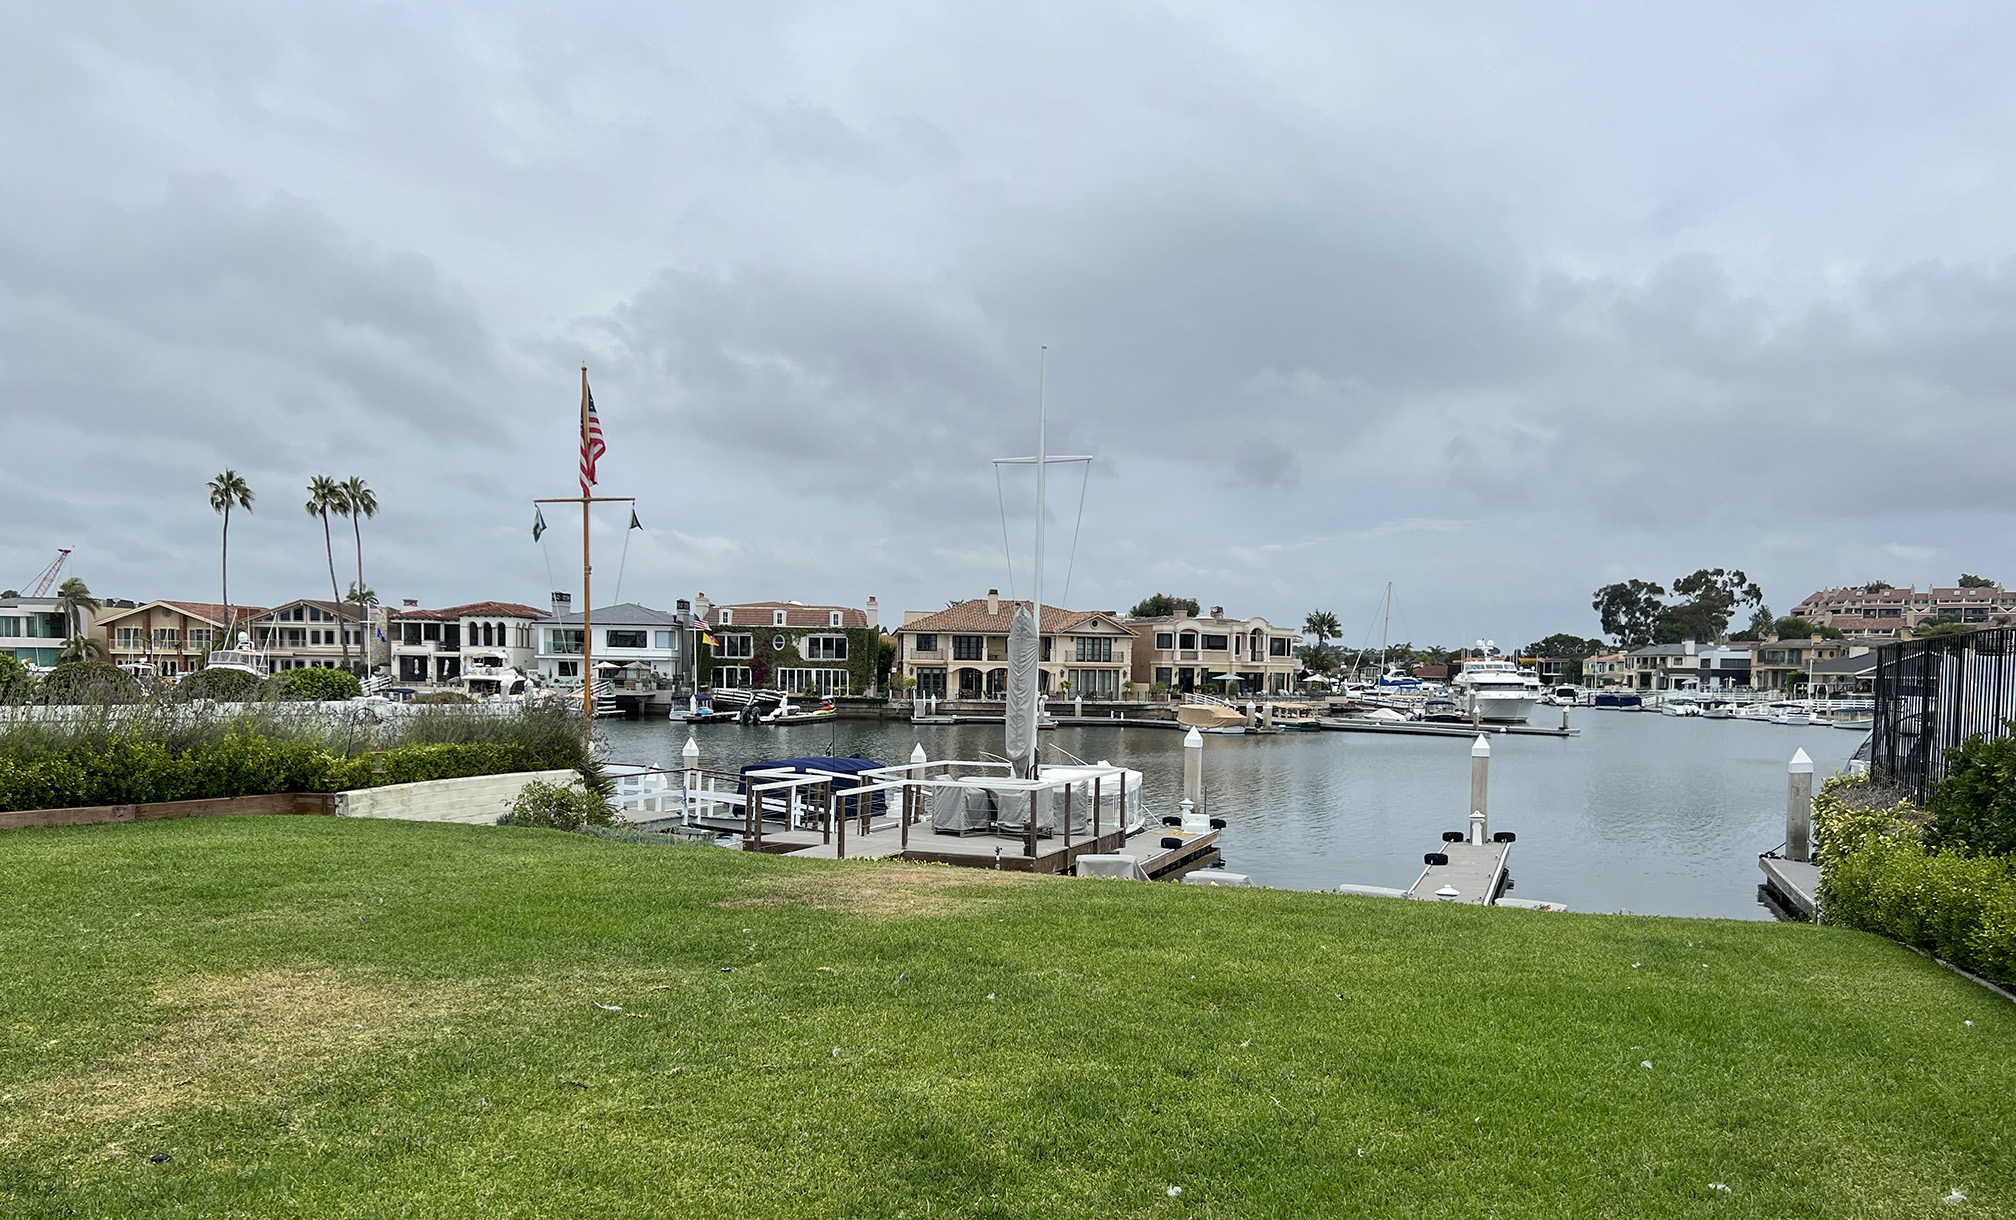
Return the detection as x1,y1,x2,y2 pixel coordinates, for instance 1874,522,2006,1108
1759,854,1820,919
1408,840,1513,904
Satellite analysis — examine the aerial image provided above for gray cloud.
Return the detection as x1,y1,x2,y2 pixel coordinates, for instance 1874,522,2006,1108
2,2,2014,642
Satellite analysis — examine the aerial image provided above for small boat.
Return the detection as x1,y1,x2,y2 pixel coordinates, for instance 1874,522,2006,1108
1177,703,1251,733
763,697,838,725
1450,643,1543,724
1659,701,1700,717
1419,697,1470,723
1699,702,1733,720
1832,714,1875,730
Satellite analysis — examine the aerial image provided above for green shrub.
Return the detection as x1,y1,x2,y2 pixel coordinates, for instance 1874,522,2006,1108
41,662,142,705
498,778,613,832
0,655,32,703
1815,774,2016,988
1926,727,2016,858
267,667,363,702
174,666,263,703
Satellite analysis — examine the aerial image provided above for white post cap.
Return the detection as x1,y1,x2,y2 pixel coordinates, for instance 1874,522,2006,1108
910,741,927,764
1789,748,1813,774
681,734,699,760
1184,727,1203,747
1472,734,1491,757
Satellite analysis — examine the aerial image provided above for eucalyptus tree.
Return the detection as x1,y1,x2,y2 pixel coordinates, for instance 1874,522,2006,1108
305,475,352,671
207,470,255,638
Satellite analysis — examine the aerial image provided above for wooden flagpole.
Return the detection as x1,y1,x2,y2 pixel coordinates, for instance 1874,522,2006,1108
581,366,593,744
533,370,632,758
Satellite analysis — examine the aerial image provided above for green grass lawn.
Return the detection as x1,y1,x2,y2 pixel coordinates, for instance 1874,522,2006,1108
2,818,2012,1218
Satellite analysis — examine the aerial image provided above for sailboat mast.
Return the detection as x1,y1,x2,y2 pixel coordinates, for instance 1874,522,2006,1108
1380,581,1392,672
1028,347,1048,779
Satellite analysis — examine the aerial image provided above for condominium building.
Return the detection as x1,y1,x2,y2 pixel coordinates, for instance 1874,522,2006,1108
1790,584,2016,638
894,590,1135,700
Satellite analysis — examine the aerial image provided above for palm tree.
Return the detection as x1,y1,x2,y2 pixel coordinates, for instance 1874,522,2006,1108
54,576,99,645
339,475,378,665
305,475,352,671
208,470,255,640
1303,609,1341,645
58,636,106,664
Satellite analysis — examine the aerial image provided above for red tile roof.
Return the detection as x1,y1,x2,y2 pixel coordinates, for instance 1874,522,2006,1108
895,599,1116,635
392,601,551,622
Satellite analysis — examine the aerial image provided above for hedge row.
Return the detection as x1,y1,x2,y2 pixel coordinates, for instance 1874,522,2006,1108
0,731,577,813
1816,776,2016,989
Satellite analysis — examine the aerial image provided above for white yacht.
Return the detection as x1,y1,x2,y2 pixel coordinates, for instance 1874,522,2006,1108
1451,642,1542,724
202,633,271,678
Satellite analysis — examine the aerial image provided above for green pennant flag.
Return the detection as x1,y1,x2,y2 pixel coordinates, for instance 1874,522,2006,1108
628,508,642,530
532,506,547,542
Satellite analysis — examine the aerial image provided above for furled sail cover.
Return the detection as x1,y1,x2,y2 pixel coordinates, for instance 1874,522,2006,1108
1004,604,1040,776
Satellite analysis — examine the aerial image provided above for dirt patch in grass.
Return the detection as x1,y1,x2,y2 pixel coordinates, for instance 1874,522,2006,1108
4,968,467,1137
727,861,1043,917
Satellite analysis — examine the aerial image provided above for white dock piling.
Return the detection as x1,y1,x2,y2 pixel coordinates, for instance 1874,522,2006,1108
1262,701,1275,730
1183,726,1204,813
682,734,700,819
910,741,927,766
1787,748,1814,862
1470,733,1491,839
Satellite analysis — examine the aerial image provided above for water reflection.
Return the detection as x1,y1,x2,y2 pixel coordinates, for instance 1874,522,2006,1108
598,710,1860,921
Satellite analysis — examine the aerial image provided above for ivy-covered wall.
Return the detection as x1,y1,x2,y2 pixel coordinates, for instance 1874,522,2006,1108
698,626,887,694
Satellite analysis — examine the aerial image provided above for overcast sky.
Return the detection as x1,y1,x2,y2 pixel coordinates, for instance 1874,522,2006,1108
3,2,2012,647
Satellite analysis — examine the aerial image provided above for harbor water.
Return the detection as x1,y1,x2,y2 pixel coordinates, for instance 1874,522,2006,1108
596,709,1863,921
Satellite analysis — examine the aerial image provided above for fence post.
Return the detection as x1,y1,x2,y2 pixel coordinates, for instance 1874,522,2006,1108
835,791,845,859
1787,748,1814,863
682,735,700,824
1093,775,1103,842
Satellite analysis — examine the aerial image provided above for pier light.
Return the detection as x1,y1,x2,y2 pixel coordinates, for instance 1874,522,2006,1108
1434,885,1461,901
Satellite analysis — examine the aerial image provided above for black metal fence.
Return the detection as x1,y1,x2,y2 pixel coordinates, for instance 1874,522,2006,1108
1872,628,2016,802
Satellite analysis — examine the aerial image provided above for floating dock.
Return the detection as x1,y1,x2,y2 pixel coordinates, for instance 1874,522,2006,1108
1409,838,1514,904
1318,717,1576,739
1758,854,1820,919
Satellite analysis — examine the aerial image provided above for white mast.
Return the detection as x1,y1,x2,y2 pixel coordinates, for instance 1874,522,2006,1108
1031,347,1047,776
992,347,1092,780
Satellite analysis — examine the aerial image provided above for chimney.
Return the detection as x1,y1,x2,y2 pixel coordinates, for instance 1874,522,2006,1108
987,589,999,616
865,595,880,630
401,598,418,610
1684,639,1696,656
1210,606,1225,620
551,591,572,618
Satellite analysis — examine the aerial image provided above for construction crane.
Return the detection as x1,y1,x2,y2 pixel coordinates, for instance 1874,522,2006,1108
25,549,71,597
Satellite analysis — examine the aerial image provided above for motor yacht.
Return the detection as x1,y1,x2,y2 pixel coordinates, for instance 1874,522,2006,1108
1450,642,1542,724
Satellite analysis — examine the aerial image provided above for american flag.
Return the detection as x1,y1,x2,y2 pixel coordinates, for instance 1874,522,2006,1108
580,382,607,496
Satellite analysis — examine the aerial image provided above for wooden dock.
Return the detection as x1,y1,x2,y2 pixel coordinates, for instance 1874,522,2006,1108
743,819,1219,877
1408,839,1513,904
1759,854,1820,919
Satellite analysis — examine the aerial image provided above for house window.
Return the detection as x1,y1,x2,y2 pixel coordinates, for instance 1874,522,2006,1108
829,611,843,627
916,668,947,698
806,635,847,660
777,667,850,696
774,610,787,627
422,622,440,641
1155,667,1172,685
1075,637,1113,662
1201,634,1229,651
1270,637,1291,657
154,628,180,647
712,665,752,688
655,630,675,648
952,635,984,660
771,634,786,651
116,627,144,649
606,629,648,649
1155,632,1174,650
549,629,584,654
913,633,939,654
1179,632,1196,649
556,660,580,678
1065,669,1120,698
718,634,754,659
718,609,733,626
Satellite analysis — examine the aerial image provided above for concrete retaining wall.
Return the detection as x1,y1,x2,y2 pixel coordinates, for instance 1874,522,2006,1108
335,769,580,825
